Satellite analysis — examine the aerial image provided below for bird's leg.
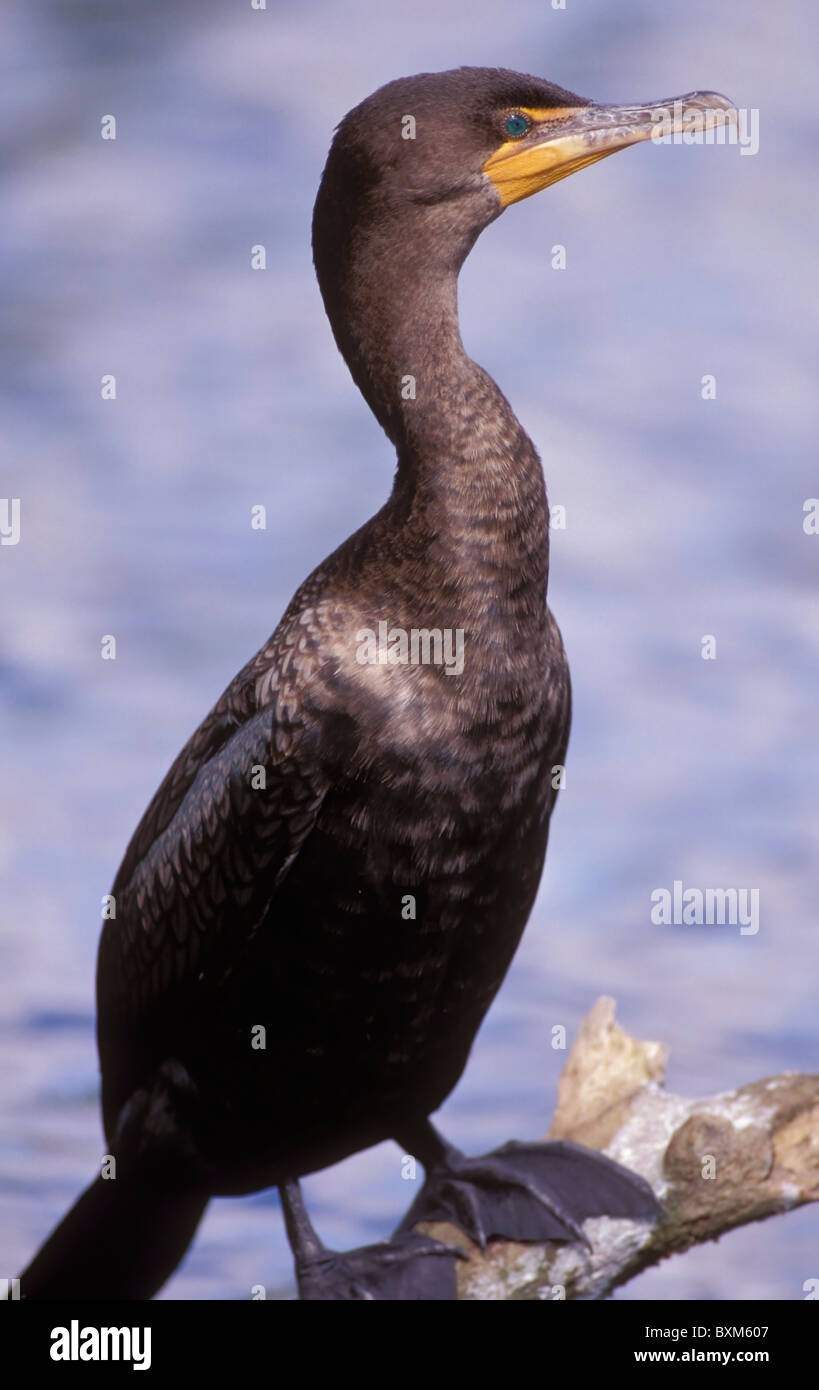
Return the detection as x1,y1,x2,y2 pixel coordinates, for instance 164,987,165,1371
394,1119,662,1250
279,1178,326,1267
278,1176,465,1301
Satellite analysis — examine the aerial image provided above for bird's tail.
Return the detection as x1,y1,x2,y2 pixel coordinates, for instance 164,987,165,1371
18,1171,209,1300
18,1060,214,1300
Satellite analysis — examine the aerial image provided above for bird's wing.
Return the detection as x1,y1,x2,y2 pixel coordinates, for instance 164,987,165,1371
98,622,333,1031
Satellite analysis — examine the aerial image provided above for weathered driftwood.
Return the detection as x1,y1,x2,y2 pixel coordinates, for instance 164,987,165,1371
415,996,819,1300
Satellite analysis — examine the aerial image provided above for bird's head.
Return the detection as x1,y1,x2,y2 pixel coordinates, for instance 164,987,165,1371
312,67,735,440
314,66,735,271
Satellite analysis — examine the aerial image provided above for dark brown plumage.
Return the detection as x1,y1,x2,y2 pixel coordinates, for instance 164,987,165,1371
97,70,573,1199
20,64,737,1300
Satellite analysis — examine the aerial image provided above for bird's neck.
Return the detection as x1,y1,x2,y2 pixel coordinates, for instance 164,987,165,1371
317,221,551,605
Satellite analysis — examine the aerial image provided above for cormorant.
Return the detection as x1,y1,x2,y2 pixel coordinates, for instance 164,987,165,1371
20,68,734,1300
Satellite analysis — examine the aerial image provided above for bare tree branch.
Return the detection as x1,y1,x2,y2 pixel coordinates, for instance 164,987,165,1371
416,997,819,1299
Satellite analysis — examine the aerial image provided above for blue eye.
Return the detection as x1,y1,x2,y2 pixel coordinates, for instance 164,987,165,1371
504,112,530,138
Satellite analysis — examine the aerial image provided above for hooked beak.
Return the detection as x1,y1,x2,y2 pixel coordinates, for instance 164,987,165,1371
484,91,737,206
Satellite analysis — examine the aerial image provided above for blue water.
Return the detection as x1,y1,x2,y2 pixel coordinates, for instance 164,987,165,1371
1,0,817,1299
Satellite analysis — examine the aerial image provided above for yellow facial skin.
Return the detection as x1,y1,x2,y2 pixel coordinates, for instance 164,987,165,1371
484,93,737,207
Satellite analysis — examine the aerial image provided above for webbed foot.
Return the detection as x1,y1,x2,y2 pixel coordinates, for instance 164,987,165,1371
395,1125,662,1249
296,1229,464,1300
279,1176,464,1300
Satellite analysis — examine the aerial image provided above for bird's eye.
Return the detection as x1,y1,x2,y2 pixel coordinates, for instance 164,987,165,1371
503,112,531,139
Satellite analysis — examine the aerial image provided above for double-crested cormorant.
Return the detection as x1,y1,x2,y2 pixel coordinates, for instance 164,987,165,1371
20,68,733,1300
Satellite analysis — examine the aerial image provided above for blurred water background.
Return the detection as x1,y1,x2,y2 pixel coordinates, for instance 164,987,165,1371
1,0,817,1299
